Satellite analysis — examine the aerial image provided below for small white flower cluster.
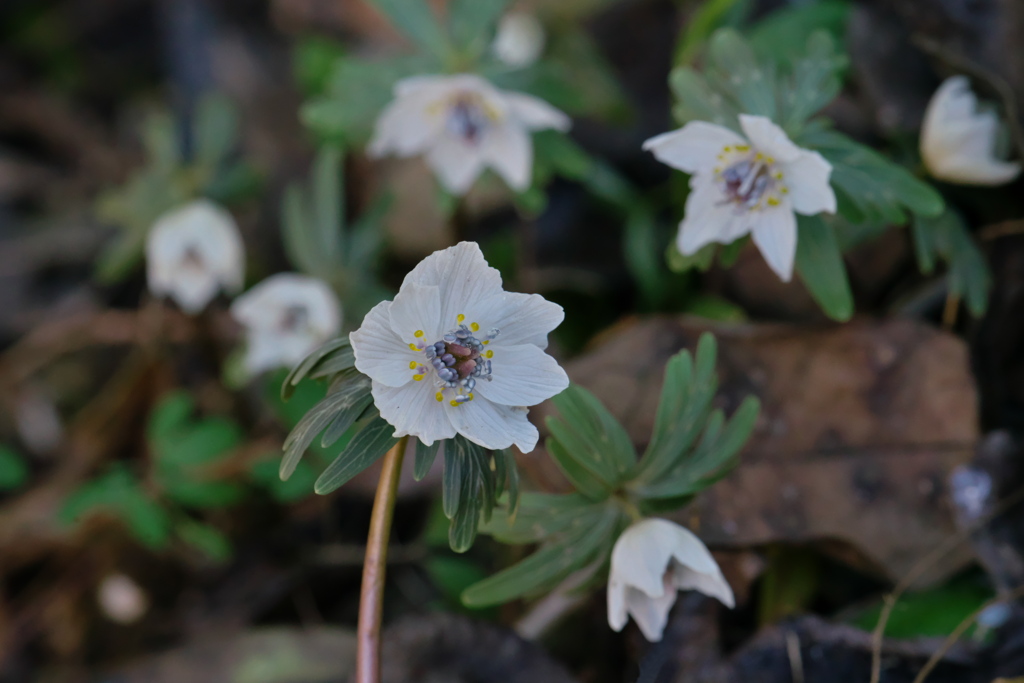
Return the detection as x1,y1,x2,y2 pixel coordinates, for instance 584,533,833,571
144,199,340,377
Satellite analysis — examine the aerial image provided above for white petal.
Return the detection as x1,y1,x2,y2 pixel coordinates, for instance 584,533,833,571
626,580,678,642
464,291,564,349
739,115,802,163
350,300,421,387
368,89,444,158
393,74,455,98
241,332,291,376
609,519,676,598
165,270,222,314
642,122,746,174
231,273,341,337
607,579,630,632
492,13,545,69
750,201,798,282
387,282,443,345
921,76,1023,186
444,399,539,452
672,563,735,609
402,242,505,333
425,138,487,195
780,151,836,216
475,344,568,407
676,180,751,254
502,92,571,132
372,380,456,445
483,122,533,191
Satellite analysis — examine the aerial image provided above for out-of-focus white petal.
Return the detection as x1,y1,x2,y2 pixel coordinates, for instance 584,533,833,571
146,199,245,313
483,122,533,190
492,13,545,68
368,89,445,158
372,380,455,445
403,242,504,332
503,92,571,132
643,122,746,175
350,300,421,387
426,139,487,195
750,202,798,282
676,180,750,254
474,344,568,407
445,399,539,452
921,76,1022,186
465,291,564,349
738,114,802,163
607,519,734,642
781,151,836,215
387,282,443,345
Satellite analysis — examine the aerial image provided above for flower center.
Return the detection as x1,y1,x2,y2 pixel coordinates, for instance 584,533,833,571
713,145,788,211
280,304,309,333
445,93,496,146
407,315,499,407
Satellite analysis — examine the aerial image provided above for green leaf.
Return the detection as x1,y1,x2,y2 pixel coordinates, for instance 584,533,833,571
414,439,441,481
161,478,246,508
748,1,851,66
363,0,449,58
147,391,195,442
624,206,666,310
461,506,620,607
61,468,172,549
442,440,465,519
799,127,944,223
545,437,613,502
249,457,318,503
480,492,594,544
777,31,846,135
141,109,180,171
314,412,398,494
706,28,777,120
912,210,992,316
0,446,29,491
448,0,509,56
795,213,854,321
281,370,373,480
670,67,743,130
154,418,243,468
501,448,519,516
281,337,355,400
176,518,232,563
631,335,718,486
194,92,238,168
294,37,348,96
674,0,750,67
547,385,637,485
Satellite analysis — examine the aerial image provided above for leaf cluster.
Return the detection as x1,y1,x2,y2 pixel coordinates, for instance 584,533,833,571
94,93,259,283
280,337,519,552
463,333,760,607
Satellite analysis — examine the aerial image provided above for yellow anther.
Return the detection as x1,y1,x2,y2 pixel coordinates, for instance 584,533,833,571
736,145,750,152
774,171,784,179
450,400,460,407
457,314,465,323
468,393,474,400
780,186,789,194
766,156,775,164
408,343,418,350
414,330,424,338
723,145,733,152
485,350,494,359
413,375,424,381
767,197,780,206
470,322,480,332
435,392,444,402
713,167,722,174
755,152,763,160
483,340,489,345
409,361,419,369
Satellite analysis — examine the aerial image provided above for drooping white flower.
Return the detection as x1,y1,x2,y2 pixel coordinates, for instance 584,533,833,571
349,242,568,452
146,199,245,313
230,273,341,377
492,13,545,69
643,114,836,282
368,74,570,195
607,518,734,642
921,76,1022,186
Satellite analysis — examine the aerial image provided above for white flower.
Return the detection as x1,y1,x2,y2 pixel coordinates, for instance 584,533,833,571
349,242,568,452
368,74,570,195
643,114,836,282
230,273,341,376
921,76,1022,186
607,518,734,642
146,199,245,313
492,13,545,69
97,573,149,624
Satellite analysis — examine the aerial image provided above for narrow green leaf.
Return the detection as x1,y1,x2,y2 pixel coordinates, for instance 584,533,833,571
176,519,232,563
363,0,449,58
414,439,441,481
795,213,854,322
194,92,238,167
442,439,466,519
707,28,777,120
314,413,398,494
913,210,992,317
548,385,637,484
0,446,29,491
280,337,353,400
312,145,344,266
448,0,509,56
480,492,593,544
545,436,613,502
502,449,520,516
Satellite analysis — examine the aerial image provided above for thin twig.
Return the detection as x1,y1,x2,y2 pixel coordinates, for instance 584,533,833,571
870,482,1024,683
941,292,961,330
355,437,408,683
979,221,1024,241
786,631,805,683
911,34,1024,162
913,584,1024,683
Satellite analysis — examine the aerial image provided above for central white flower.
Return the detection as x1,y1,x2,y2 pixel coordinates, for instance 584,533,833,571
230,273,341,377
921,76,1022,186
368,74,570,195
643,114,836,282
349,242,568,451
608,518,734,642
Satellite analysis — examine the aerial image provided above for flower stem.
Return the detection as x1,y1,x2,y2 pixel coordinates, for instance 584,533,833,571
355,436,407,683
